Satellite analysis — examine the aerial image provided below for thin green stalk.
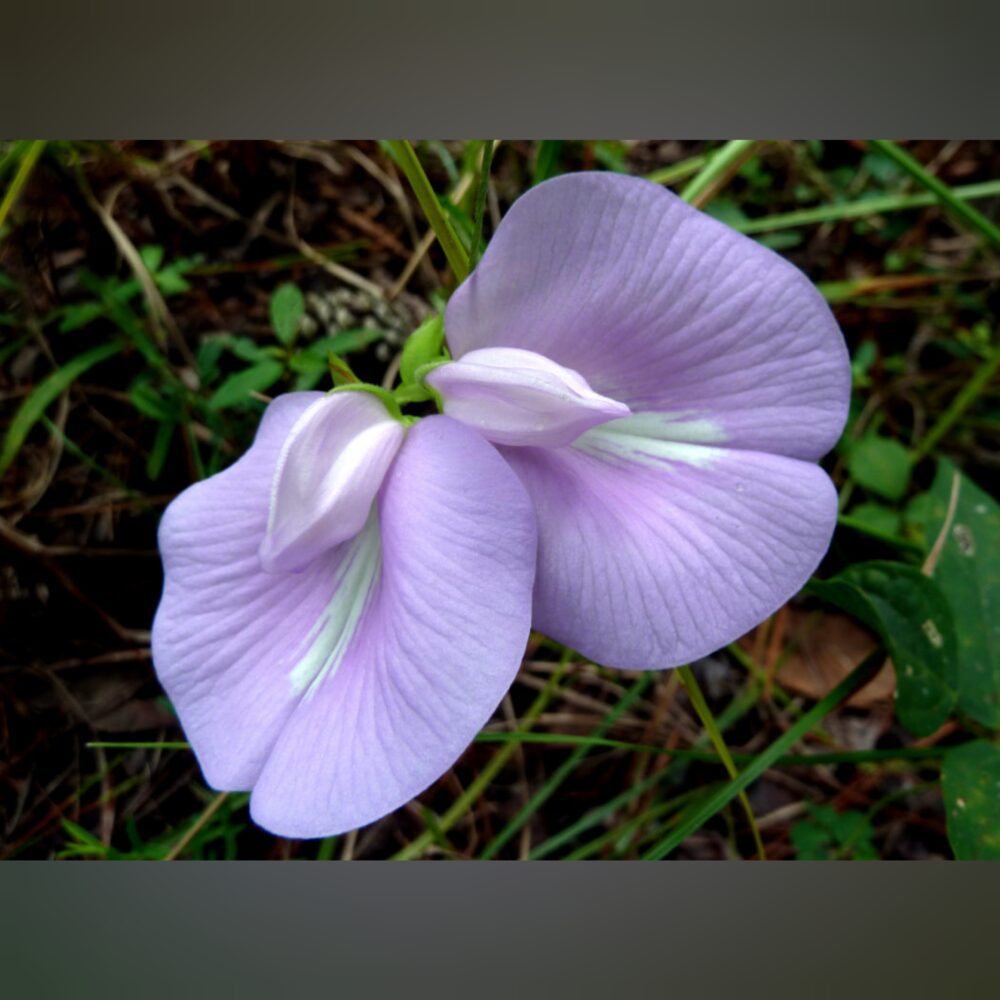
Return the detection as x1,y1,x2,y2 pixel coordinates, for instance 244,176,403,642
389,658,570,860
678,666,765,860
868,139,1000,250
469,139,496,266
644,155,708,187
642,647,886,859
911,349,1000,461
478,673,654,859
736,179,1000,235
0,140,45,234
89,735,945,769
680,140,757,207
385,140,470,282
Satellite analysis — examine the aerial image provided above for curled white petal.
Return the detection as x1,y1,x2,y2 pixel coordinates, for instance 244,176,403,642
425,347,630,447
259,392,405,574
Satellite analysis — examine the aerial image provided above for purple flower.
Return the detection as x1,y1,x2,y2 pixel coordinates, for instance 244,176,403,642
152,172,848,837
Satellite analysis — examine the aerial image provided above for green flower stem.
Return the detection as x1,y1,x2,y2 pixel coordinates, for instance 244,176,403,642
680,140,757,207
911,348,1000,461
389,656,571,860
868,139,1000,250
642,646,886,860
678,665,766,860
386,140,471,283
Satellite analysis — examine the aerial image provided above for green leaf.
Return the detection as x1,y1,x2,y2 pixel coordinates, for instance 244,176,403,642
0,339,123,476
848,501,902,537
139,244,165,272
847,434,912,500
269,282,305,345
208,360,284,410
925,461,1000,728
303,328,384,357
942,741,1000,859
399,314,445,384
790,804,877,860
809,561,958,736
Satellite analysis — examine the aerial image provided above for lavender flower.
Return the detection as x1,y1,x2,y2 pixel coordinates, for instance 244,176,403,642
152,172,849,837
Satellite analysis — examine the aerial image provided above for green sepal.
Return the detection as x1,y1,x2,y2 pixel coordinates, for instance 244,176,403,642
400,314,447,384
330,382,405,423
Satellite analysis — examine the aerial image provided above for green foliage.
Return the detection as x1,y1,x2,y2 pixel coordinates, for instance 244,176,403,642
809,562,958,737
791,804,878,860
941,741,1000,859
269,282,305,345
847,433,912,500
399,313,445,384
921,462,1000,729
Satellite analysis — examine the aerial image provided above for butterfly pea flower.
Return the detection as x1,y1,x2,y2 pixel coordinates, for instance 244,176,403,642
427,171,849,671
152,390,537,837
152,170,849,838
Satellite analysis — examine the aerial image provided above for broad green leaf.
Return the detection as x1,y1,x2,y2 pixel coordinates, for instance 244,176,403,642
139,244,165,272
0,339,123,476
924,461,1000,728
399,314,444,384
847,434,911,500
942,740,1000,859
269,282,305,345
208,360,284,410
809,561,957,736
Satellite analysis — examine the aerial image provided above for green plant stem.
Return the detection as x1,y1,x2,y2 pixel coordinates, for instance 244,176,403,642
470,140,496,265
868,139,1000,250
642,647,886,860
678,666,765,860
644,155,708,187
0,140,45,234
478,673,654,859
911,349,1000,461
385,140,470,282
736,179,1000,235
88,736,947,769
389,658,570,860
680,140,757,207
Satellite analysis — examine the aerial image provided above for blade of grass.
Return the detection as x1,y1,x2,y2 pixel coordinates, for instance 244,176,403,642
385,140,470,282
644,154,709,187
90,735,945,769
163,792,230,861
0,140,45,234
469,139,496,266
0,338,124,476
911,348,1000,461
678,665,765,859
389,656,570,860
868,139,1000,250
680,140,757,208
642,646,885,859
478,672,654,859
738,178,1000,236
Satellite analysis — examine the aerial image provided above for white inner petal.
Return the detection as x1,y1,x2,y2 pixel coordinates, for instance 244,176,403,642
288,510,382,698
426,347,630,448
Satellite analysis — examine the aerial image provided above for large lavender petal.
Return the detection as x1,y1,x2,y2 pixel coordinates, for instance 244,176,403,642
249,416,536,837
500,416,839,670
446,172,849,461
152,403,537,837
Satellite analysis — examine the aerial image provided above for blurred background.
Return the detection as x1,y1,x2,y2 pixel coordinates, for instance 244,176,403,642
1,139,997,859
